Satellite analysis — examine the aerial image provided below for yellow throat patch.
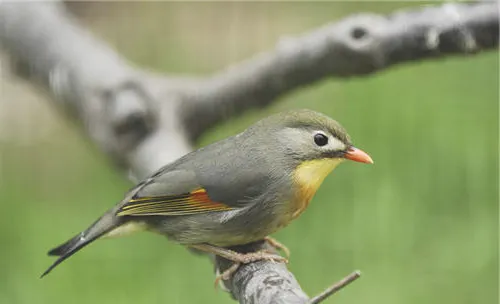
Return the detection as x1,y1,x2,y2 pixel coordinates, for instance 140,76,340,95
292,158,344,217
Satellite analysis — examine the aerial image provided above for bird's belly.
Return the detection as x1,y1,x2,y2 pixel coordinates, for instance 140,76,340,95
208,203,306,247
207,216,288,247
150,206,294,247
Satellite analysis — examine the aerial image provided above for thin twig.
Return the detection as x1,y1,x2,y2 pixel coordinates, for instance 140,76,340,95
309,271,362,304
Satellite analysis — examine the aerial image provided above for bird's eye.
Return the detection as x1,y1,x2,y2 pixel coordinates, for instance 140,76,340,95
314,133,329,146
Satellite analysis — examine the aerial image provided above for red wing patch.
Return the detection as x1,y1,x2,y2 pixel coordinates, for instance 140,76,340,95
117,188,232,216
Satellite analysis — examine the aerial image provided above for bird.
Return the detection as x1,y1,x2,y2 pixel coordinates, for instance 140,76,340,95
42,108,373,281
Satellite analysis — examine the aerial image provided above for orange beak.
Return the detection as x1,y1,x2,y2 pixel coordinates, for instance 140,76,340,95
344,147,374,164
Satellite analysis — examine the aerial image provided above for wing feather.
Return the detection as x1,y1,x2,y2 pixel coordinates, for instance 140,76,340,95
116,188,232,217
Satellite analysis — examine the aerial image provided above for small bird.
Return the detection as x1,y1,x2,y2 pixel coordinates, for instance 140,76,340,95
42,109,373,280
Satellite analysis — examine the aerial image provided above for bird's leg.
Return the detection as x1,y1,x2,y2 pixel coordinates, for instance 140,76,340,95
264,236,290,259
190,243,289,286
190,243,289,264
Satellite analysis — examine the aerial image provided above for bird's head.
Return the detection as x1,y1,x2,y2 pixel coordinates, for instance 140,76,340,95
250,109,373,199
253,108,373,165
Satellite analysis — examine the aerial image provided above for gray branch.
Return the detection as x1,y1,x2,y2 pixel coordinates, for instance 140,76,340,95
0,1,497,303
181,1,499,139
214,241,309,303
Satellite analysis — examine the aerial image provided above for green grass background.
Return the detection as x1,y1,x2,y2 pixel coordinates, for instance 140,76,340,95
0,2,497,304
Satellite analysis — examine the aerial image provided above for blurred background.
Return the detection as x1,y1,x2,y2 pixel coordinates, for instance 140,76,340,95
0,2,497,304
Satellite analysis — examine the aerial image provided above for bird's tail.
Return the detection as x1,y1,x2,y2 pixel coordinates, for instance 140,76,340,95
41,211,120,278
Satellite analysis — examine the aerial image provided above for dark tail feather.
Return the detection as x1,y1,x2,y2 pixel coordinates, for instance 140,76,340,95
41,234,96,278
41,213,119,278
48,232,83,256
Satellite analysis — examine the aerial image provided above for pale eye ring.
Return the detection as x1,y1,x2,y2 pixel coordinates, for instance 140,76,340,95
313,132,329,146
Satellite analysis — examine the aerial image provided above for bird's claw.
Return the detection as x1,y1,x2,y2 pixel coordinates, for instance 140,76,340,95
214,262,240,289
239,251,288,264
213,251,288,288
264,236,291,259
190,243,290,288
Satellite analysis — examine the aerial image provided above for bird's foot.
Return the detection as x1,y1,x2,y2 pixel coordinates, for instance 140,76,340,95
213,250,288,288
190,243,288,288
214,262,240,288
190,243,289,264
264,236,290,259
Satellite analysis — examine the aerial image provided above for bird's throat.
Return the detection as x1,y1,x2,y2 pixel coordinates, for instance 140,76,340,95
291,158,344,218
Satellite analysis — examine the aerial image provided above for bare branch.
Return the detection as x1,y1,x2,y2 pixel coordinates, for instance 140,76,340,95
309,271,362,304
0,1,168,178
0,1,497,303
215,241,309,304
181,1,499,139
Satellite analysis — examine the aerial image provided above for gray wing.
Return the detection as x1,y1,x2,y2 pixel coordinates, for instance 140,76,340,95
117,132,283,216
116,170,235,217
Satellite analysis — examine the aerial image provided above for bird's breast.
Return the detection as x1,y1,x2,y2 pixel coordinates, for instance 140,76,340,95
289,158,344,219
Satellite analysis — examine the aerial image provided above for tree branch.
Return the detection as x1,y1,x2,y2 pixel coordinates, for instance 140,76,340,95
181,1,499,139
215,241,309,303
0,1,497,303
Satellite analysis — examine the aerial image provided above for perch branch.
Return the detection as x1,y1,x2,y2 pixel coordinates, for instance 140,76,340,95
215,241,309,303
0,1,497,303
